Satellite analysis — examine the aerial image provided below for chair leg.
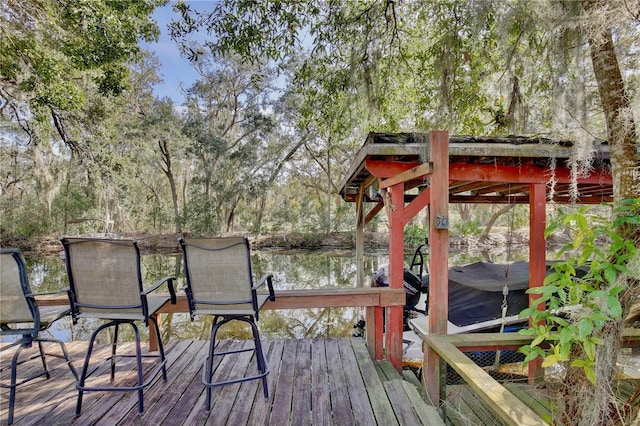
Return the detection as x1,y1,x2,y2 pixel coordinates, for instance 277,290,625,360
76,342,92,415
110,323,119,382
36,340,51,380
53,339,80,381
249,319,269,399
199,315,270,412
37,337,80,381
3,338,74,425
6,344,26,425
129,322,144,414
204,317,223,412
149,315,167,381
76,321,111,416
74,320,165,418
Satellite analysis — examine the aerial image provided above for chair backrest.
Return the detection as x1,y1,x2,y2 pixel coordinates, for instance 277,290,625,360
178,237,256,314
60,237,144,317
0,249,39,335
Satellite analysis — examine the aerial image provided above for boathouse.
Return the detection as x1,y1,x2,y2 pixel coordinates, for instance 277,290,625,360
337,130,615,409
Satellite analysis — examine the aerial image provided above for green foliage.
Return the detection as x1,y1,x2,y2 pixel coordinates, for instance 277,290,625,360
1,0,165,148
518,199,640,383
0,185,53,237
404,223,427,246
452,217,483,237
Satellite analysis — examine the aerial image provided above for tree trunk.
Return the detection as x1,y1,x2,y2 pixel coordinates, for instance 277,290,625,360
453,203,474,222
576,2,640,424
586,25,639,202
478,204,515,245
158,140,182,234
253,134,308,234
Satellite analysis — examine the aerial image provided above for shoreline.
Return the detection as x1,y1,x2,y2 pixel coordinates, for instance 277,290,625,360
2,230,569,257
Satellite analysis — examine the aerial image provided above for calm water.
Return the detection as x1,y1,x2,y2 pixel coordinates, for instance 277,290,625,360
11,246,531,344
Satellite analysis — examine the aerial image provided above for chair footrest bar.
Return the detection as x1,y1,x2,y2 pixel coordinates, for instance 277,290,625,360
201,369,269,388
211,347,258,357
0,370,50,389
77,360,167,392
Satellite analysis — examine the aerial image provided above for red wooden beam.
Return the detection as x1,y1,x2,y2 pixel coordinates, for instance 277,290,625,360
404,187,431,224
450,163,612,185
366,306,384,360
365,159,421,178
379,163,432,189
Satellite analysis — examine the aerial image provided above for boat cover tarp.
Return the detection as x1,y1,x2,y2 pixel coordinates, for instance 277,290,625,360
426,261,531,327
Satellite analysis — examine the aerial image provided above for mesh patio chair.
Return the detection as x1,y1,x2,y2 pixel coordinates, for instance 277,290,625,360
178,237,275,412
60,237,176,417
0,249,79,425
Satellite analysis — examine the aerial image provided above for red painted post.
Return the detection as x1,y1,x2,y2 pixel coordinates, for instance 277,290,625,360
386,183,406,370
425,130,449,407
528,183,546,382
365,306,384,359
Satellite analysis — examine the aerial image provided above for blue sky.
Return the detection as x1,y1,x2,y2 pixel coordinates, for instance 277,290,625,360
140,2,204,104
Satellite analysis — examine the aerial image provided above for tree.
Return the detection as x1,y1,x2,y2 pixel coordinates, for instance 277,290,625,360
513,2,639,423
113,52,189,235
1,0,166,149
581,1,638,201
1,0,169,236
180,56,279,234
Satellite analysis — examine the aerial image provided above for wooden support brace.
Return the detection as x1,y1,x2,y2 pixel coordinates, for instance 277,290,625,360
379,163,432,189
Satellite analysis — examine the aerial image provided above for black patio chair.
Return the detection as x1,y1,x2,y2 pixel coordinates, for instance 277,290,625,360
60,237,176,417
178,237,275,412
0,249,79,425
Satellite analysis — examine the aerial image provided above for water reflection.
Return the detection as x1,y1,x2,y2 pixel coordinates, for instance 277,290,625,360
15,246,532,344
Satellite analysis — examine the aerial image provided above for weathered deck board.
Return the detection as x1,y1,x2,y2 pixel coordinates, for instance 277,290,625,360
444,385,504,426
310,338,331,425
246,339,285,426
375,360,444,426
324,338,355,425
338,338,378,424
122,339,206,425
443,380,639,426
1,338,436,425
503,383,554,423
350,338,399,425
291,338,312,425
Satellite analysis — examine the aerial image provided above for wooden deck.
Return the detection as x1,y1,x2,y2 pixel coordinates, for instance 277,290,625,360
0,338,443,425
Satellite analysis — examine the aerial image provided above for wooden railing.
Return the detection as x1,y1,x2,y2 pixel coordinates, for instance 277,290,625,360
36,287,406,358
422,330,640,426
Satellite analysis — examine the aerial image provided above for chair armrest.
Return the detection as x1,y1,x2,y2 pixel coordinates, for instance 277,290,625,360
143,276,177,304
29,287,72,297
253,273,275,301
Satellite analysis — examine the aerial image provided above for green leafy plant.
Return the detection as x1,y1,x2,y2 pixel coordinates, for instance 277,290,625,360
452,217,483,237
518,198,639,383
404,223,427,246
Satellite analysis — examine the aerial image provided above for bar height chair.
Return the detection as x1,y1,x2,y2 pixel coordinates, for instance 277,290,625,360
60,237,176,417
178,237,275,412
0,249,79,425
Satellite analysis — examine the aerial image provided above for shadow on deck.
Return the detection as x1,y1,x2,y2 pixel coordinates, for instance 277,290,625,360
0,338,443,425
